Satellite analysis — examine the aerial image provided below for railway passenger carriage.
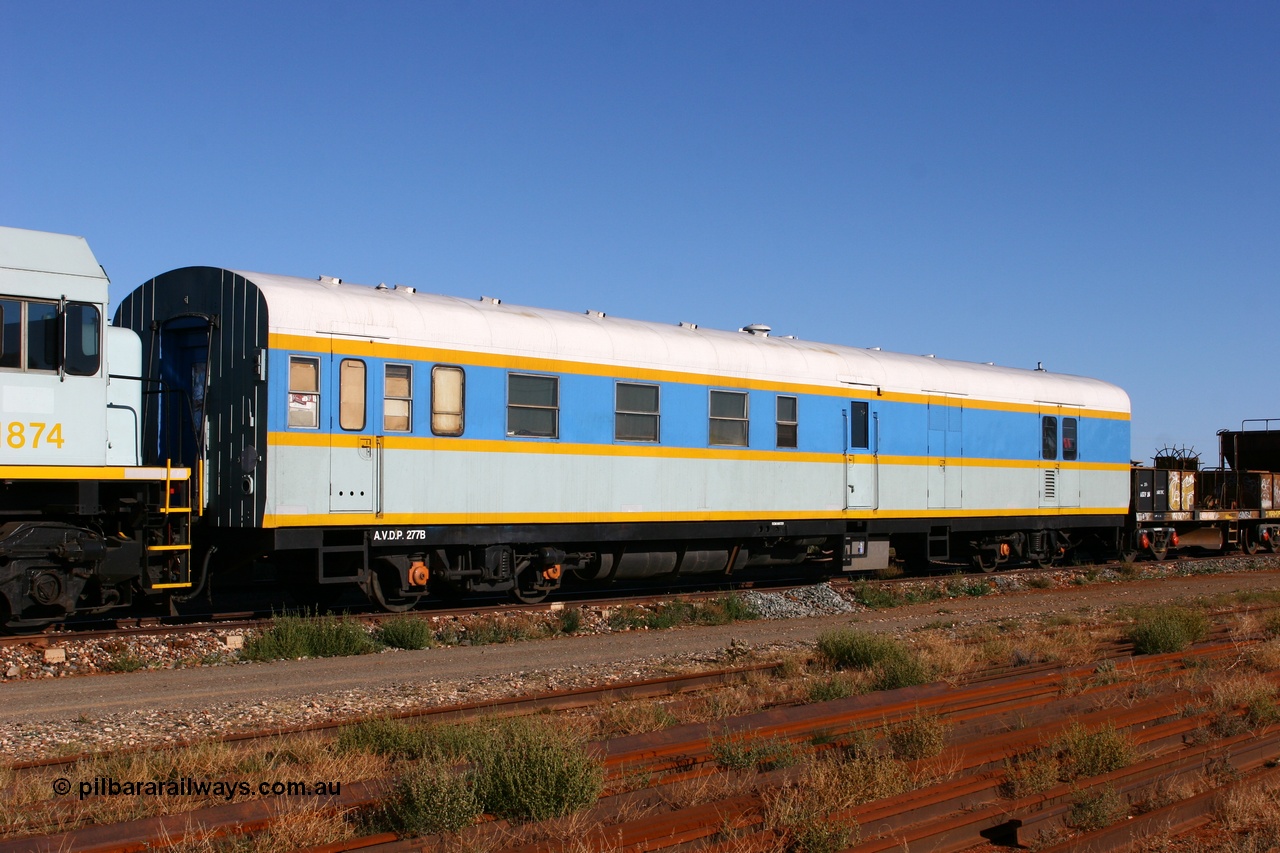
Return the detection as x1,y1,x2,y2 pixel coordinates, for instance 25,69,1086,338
116,266,1132,607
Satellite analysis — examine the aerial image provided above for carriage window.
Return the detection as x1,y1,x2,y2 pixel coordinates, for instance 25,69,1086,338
339,359,366,431
0,300,19,369
850,401,869,449
615,382,659,442
1062,417,1078,461
776,396,798,448
383,364,412,432
709,390,749,446
507,373,558,437
26,302,58,371
1041,416,1058,461
63,302,100,376
431,365,465,436
288,356,320,428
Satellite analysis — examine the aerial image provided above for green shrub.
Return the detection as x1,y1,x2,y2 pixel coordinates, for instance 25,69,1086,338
850,581,903,609
1126,605,1209,654
378,616,436,650
1054,723,1135,780
242,611,378,661
387,763,482,835
1069,785,1125,831
469,717,603,821
816,630,931,690
884,712,949,761
808,675,857,703
555,607,583,634
338,719,430,759
106,652,146,673
710,731,800,772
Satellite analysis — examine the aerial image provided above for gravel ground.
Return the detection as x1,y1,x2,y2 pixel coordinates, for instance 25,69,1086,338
1,556,1277,762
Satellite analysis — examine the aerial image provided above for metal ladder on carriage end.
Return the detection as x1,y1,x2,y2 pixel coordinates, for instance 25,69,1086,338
147,459,198,591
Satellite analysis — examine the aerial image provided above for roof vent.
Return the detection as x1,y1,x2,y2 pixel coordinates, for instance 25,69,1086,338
923,354,935,358
868,347,881,351
741,323,771,336
679,321,699,330
585,309,606,318
375,282,389,291
1035,361,1046,371
318,276,342,285
984,362,995,366
480,296,501,305
394,285,415,293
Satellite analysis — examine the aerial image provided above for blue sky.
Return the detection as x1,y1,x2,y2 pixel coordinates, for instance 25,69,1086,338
3,2,1276,460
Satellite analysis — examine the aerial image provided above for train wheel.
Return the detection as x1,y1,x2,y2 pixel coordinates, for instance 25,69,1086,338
1241,529,1261,555
1150,546,1168,562
1118,549,1138,565
371,570,419,613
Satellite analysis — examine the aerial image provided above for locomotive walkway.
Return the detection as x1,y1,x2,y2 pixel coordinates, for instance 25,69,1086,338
2,568,1278,727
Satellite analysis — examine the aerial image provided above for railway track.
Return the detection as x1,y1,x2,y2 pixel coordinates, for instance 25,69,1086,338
5,627,1275,852
7,550,1274,650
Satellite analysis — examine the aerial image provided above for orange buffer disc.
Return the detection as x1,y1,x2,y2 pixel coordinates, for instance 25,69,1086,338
408,561,429,587
542,564,562,581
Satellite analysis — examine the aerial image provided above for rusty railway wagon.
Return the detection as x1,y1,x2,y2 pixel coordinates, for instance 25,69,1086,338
1128,421,1280,561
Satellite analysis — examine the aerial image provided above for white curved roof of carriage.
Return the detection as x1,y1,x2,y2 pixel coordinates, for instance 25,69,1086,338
235,269,1130,414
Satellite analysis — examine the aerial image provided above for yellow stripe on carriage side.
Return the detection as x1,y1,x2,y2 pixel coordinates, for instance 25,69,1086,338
262,504,1130,528
267,332,1131,421
0,465,191,481
266,431,1130,471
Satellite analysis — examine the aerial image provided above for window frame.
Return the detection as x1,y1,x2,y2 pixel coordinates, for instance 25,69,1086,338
382,362,413,433
850,401,870,450
506,372,559,439
614,381,660,443
62,301,101,376
431,364,466,437
287,355,321,429
1041,415,1058,461
708,389,749,447
1062,417,1078,461
339,358,367,431
776,395,798,449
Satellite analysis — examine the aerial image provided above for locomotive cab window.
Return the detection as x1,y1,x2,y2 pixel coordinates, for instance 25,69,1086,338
0,299,21,369
63,302,100,376
0,298,99,374
709,390,749,447
339,359,367,431
776,396,797,448
615,382,659,442
1062,417,1078,461
1041,416,1058,461
383,363,412,432
507,373,558,438
288,356,320,428
431,365,465,436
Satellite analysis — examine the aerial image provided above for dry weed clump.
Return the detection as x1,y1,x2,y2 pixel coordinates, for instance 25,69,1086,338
2,736,388,839
1220,778,1280,843
911,633,976,680
1246,637,1280,671
1209,673,1280,727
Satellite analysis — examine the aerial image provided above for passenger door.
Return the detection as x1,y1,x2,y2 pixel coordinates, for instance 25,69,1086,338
329,355,377,512
845,401,878,509
927,396,963,509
